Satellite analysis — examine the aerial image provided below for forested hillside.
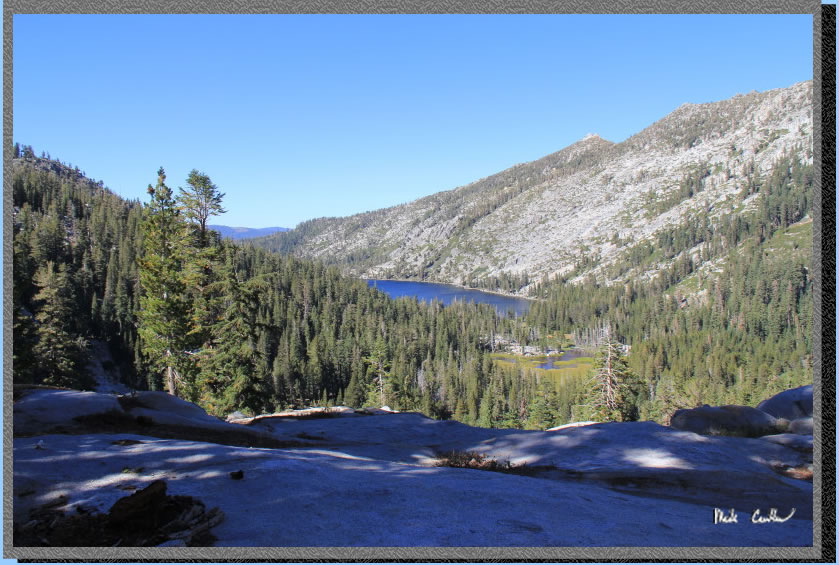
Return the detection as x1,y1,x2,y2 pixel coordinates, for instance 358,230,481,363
525,152,814,420
11,149,564,428
11,137,813,430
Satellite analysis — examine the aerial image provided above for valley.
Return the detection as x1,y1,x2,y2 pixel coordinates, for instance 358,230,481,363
8,80,818,554
11,79,815,428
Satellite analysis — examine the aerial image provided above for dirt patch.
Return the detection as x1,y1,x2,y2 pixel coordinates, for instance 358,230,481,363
111,439,145,446
772,463,814,482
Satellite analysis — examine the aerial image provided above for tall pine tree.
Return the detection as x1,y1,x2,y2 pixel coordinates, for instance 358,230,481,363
137,168,193,396
582,328,642,422
197,247,267,416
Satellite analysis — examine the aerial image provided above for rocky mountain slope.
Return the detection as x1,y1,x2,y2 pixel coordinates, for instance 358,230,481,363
252,81,812,292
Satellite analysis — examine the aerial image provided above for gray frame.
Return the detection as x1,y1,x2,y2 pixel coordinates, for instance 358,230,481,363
3,1,826,561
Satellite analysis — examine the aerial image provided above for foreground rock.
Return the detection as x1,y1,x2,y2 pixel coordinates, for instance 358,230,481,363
11,387,303,450
669,404,783,437
14,479,223,547
12,388,814,548
757,385,813,420
13,389,123,436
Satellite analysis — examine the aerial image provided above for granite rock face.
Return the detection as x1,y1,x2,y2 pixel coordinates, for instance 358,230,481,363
253,81,813,291
757,385,813,420
13,389,123,436
788,417,814,435
669,404,781,437
12,387,814,549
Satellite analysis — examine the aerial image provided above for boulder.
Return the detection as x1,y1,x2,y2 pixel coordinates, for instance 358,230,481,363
757,385,813,420
108,480,168,530
127,391,208,418
789,417,814,435
122,391,230,430
669,404,780,437
760,433,813,451
14,389,123,435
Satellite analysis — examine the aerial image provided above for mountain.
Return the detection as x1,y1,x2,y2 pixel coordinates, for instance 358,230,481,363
251,81,813,293
208,225,288,240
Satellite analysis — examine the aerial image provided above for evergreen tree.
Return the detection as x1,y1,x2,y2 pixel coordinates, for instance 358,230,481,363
583,329,641,422
178,170,226,246
31,263,90,388
364,335,391,407
344,371,364,408
137,168,193,396
197,247,267,416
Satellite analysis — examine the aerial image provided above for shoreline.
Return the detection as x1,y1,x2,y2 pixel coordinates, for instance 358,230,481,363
364,277,539,301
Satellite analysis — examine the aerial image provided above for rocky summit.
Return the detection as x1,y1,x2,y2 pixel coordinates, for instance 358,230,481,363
252,81,812,292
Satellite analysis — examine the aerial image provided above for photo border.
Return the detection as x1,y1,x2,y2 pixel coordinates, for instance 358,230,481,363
3,0,833,562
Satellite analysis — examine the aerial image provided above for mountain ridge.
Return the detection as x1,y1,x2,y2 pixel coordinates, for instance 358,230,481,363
251,80,812,293
208,225,289,240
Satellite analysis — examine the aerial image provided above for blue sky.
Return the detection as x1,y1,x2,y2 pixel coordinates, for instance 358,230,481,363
13,14,813,228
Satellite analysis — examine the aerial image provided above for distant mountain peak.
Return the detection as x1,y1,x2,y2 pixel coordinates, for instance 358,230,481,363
209,225,289,240
570,133,614,149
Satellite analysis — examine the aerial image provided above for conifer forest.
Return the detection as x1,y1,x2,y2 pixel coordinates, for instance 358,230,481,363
11,142,814,430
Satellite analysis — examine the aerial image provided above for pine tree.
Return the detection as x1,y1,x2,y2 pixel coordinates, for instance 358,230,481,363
583,328,642,422
137,168,193,396
364,335,391,407
344,371,364,408
196,247,267,416
178,170,226,247
31,263,90,388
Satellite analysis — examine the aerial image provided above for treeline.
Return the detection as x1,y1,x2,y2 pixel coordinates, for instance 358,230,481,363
465,271,531,295
527,152,814,420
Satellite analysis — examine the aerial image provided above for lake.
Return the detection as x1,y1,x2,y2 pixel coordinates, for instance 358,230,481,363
495,349,590,369
366,279,532,316
534,349,589,369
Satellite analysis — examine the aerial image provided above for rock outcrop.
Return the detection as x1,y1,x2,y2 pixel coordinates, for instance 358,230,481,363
13,388,123,436
14,480,224,547
12,386,815,549
670,385,815,440
669,404,783,437
757,385,813,420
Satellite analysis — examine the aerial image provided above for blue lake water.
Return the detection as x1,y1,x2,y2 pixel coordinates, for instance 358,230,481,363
535,349,588,369
366,279,532,317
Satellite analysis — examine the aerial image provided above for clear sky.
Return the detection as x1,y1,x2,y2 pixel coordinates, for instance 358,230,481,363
13,14,813,228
